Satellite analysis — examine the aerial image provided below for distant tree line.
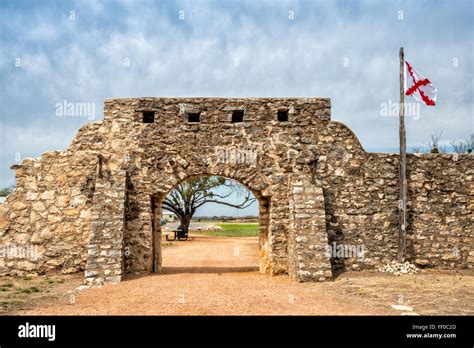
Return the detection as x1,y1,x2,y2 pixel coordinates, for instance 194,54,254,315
0,185,15,197
193,215,258,221
411,133,473,154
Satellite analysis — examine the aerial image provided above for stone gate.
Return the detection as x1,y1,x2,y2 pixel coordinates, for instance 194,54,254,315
0,97,472,284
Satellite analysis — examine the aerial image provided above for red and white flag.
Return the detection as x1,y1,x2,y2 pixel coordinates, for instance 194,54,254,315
404,61,437,106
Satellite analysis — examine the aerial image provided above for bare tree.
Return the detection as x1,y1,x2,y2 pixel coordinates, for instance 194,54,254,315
450,135,473,154
162,176,256,233
410,145,425,154
426,131,443,153
412,133,472,154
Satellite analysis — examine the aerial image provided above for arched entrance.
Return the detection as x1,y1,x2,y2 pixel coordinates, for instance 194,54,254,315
148,175,271,275
129,171,272,277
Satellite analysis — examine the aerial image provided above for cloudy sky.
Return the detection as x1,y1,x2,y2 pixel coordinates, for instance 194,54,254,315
0,0,472,216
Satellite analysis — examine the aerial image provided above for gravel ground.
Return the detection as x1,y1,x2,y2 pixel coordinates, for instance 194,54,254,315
8,234,474,316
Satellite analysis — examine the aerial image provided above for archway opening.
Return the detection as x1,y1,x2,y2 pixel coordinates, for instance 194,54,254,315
149,175,270,275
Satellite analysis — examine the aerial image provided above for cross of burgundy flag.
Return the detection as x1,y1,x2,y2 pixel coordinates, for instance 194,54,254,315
404,61,437,106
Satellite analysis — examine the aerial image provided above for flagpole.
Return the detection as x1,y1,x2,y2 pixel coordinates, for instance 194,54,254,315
398,47,407,262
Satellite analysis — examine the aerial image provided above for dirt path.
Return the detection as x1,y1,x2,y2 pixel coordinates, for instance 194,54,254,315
9,235,474,315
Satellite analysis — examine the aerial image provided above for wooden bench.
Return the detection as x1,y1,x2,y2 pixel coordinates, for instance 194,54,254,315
165,229,188,241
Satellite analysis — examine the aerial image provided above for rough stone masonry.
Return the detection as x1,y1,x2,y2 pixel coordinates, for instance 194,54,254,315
0,97,472,284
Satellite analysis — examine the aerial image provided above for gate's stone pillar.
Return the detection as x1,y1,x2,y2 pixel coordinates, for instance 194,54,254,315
84,169,127,285
288,174,332,282
266,197,292,276
258,197,271,274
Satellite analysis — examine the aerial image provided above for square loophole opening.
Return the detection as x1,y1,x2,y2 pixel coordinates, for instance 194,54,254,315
277,109,289,122
188,112,201,123
142,111,155,123
231,110,244,123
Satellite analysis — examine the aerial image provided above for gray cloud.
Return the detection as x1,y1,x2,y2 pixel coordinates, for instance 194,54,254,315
1,0,472,196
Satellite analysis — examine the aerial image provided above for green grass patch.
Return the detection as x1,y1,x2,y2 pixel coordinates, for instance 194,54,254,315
16,286,41,294
1,282,14,288
0,299,24,306
192,223,259,237
22,276,33,281
45,278,64,284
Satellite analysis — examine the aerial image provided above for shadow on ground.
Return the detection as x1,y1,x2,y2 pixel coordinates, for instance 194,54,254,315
161,266,259,274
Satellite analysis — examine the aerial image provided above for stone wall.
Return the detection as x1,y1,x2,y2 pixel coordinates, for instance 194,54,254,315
407,154,472,268
320,150,473,271
85,167,127,285
0,97,472,284
0,122,102,275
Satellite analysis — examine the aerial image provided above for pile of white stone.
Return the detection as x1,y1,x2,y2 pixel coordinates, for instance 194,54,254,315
377,261,419,276
194,225,223,231
206,225,223,231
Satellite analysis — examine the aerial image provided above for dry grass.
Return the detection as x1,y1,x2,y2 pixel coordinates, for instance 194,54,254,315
0,274,83,314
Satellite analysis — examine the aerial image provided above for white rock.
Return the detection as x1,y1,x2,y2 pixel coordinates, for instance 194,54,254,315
391,304,414,311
